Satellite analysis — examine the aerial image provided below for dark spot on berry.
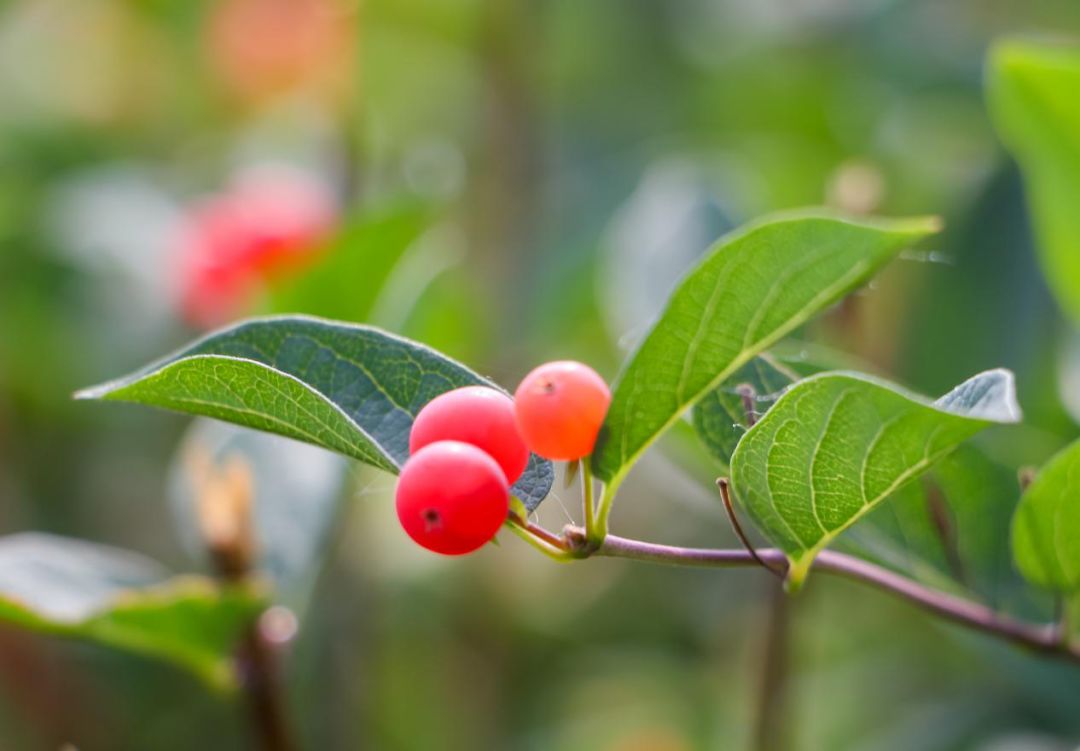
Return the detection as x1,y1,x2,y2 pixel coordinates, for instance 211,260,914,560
422,508,442,532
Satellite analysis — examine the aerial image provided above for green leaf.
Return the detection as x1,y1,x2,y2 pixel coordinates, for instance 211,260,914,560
696,350,1032,606
695,349,1031,607
77,316,554,509
987,39,1080,324
692,347,846,468
0,534,263,688
729,369,1021,589
1012,437,1080,593
591,211,941,489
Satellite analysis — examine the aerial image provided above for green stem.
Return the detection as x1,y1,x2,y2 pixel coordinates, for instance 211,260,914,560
590,480,619,546
582,460,596,539
505,516,575,562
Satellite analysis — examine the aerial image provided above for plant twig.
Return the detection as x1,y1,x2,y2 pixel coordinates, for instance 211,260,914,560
924,480,966,585
752,581,790,751
718,431,792,749
505,514,575,561
192,453,299,751
237,614,298,751
736,383,758,428
560,527,1080,665
717,478,783,579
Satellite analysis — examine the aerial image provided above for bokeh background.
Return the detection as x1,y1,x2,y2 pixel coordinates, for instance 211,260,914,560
1,1,1080,749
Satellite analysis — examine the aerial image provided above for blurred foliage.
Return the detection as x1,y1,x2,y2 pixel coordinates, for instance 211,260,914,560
2,0,1080,749
0,533,263,688
988,39,1080,326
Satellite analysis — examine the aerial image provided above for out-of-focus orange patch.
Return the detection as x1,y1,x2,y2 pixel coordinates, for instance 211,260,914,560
205,0,357,106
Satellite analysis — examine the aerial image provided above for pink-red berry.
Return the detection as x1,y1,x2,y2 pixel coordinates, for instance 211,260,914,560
176,169,335,328
514,361,611,461
409,386,529,483
395,441,509,555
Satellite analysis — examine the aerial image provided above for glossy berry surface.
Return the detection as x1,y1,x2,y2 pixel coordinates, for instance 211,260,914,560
409,386,529,483
514,361,611,461
395,441,509,555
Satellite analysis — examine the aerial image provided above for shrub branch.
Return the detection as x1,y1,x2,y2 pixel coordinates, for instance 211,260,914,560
558,526,1080,665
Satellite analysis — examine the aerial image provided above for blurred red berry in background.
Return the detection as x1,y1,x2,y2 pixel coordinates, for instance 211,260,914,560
176,168,337,329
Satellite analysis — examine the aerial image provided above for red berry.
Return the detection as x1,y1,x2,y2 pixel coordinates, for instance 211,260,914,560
410,386,529,483
224,169,336,279
175,168,336,328
395,441,509,555
178,258,259,330
514,361,611,461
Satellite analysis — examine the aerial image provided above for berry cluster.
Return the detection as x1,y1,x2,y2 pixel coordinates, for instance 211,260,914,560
395,362,611,555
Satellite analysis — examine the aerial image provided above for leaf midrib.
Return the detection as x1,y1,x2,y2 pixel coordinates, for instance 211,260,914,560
788,429,957,577
104,354,396,471
604,254,873,487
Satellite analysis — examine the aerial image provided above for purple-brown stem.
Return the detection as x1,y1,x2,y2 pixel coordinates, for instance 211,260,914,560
717,478,782,579
561,527,1080,664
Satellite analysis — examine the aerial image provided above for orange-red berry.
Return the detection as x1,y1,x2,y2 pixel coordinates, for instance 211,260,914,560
395,441,509,555
513,361,611,461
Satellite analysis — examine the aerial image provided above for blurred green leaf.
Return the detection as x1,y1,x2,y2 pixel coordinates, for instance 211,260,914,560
77,316,554,509
0,533,262,688
268,202,433,323
842,447,1031,611
1012,437,1080,593
598,159,735,348
592,211,941,489
729,370,1021,588
988,39,1080,324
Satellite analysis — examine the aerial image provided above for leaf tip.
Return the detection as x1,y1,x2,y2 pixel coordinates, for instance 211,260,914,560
72,382,115,402
920,215,945,235
884,213,943,239
935,368,1022,424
